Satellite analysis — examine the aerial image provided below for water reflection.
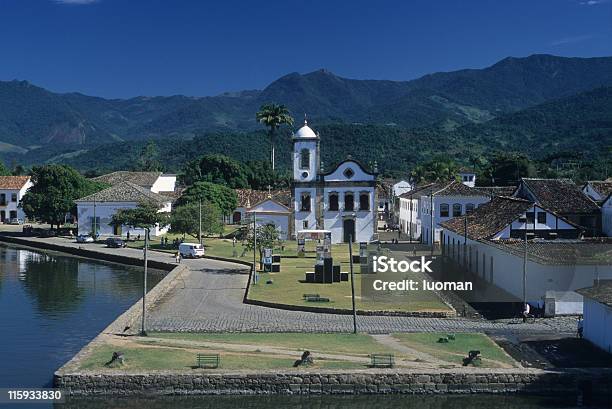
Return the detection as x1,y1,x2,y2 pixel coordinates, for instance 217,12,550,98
0,244,164,390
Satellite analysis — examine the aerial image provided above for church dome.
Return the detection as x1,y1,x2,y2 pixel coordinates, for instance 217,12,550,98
294,120,318,139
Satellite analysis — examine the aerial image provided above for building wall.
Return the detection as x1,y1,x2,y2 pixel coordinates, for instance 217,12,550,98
321,186,375,243
421,195,490,244
293,140,317,182
0,180,33,222
77,201,171,237
151,175,176,193
442,229,612,304
248,200,291,240
583,298,612,354
602,198,612,237
582,184,603,202
293,187,318,235
398,196,421,240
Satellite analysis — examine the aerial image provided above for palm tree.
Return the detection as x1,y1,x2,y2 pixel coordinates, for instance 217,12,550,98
256,103,294,171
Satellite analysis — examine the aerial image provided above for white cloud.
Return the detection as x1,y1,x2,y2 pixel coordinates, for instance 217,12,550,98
551,34,594,46
579,0,610,5
54,0,99,4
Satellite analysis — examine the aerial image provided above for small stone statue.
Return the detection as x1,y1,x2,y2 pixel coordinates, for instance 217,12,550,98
293,350,314,367
105,351,125,368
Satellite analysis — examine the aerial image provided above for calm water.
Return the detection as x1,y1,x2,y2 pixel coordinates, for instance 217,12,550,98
0,244,163,389
0,244,606,409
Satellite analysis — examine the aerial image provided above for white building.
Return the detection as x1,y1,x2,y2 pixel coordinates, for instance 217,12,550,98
397,183,434,241
577,281,612,354
417,181,491,244
247,197,292,240
602,194,612,237
291,120,377,243
392,180,414,197
458,169,477,188
0,176,33,223
76,181,172,237
582,179,612,203
440,196,612,310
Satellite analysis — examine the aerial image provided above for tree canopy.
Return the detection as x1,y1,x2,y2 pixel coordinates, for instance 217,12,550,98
0,160,10,176
169,202,223,239
21,164,107,228
256,103,294,170
177,181,238,218
180,154,250,188
110,202,169,230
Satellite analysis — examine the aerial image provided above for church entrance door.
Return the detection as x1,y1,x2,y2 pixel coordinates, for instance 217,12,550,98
343,219,355,243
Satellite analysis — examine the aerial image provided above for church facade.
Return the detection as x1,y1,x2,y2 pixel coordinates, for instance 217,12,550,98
291,121,377,243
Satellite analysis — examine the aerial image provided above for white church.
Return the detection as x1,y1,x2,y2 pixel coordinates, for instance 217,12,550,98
291,120,377,243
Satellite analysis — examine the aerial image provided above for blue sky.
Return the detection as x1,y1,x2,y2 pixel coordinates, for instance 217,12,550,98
1,0,611,98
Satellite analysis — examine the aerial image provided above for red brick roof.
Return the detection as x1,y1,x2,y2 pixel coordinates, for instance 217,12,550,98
0,176,30,190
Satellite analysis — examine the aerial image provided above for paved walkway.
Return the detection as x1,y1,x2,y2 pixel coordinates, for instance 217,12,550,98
0,234,578,336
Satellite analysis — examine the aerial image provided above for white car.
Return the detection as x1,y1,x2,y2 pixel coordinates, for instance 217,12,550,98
178,243,205,258
76,234,95,243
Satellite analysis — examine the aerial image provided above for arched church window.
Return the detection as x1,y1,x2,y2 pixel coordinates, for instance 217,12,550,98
344,192,354,211
452,203,462,217
300,193,311,212
359,192,370,211
440,203,449,217
300,149,310,169
328,192,339,211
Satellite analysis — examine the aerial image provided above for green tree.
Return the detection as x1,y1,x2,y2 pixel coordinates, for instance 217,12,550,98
177,181,238,219
255,103,294,171
21,165,107,229
110,202,169,231
0,161,10,176
135,141,162,172
181,154,249,188
485,152,537,186
242,223,282,264
169,202,223,239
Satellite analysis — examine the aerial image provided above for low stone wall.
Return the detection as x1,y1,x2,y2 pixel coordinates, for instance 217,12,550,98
54,368,612,396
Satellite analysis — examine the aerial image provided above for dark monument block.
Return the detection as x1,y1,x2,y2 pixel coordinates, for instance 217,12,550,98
340,272,349,281
333,265,341,282
271,264,280,272
305,272,315,283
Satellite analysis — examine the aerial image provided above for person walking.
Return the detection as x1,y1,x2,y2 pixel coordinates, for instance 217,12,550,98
175,251,181,264
522,302,531,323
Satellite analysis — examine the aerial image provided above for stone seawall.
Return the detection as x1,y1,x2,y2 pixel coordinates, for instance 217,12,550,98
54,368,612,396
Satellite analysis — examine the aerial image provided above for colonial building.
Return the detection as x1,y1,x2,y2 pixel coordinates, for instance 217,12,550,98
440,196,612,312
246,197,292,240
291,120,377,243
513,178,601,236
404,181,491,244
0,176,32,223
601,193,612,237
76,181,172,237
232,189,291,225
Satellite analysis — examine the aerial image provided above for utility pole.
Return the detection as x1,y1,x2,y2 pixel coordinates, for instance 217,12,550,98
522,210,529,309
348,235,357,334
463,215,468,267
141,227,149,336
198,199,202,246
252,212,257,284
92,197,97,239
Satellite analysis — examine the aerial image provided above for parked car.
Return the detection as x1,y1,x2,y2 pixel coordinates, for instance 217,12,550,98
76,234,95,243
178,243,205,258
8,218,24,225
105,237,127,248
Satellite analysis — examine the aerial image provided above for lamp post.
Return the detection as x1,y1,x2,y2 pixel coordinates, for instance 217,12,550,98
348,235,357,334
141,227,149,336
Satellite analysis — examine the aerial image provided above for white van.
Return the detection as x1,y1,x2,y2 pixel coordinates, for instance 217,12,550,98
178,243,205,258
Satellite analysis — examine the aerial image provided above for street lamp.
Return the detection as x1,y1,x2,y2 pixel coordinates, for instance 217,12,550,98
141,227,149,336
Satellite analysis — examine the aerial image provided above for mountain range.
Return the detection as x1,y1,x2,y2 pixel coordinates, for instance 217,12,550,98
1,54,611,173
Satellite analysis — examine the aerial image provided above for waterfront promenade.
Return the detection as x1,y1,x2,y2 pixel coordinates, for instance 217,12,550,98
0,234,576,336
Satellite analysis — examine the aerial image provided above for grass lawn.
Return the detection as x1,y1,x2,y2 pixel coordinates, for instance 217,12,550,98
75,332,516,372
392,333,517,368
152,332,399,356
248,250,451,313
78,343,364,371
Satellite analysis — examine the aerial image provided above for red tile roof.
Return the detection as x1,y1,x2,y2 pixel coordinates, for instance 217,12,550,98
0,176,30,190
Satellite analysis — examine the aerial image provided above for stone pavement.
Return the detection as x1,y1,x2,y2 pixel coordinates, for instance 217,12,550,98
146,260,577,335
0,234,579,335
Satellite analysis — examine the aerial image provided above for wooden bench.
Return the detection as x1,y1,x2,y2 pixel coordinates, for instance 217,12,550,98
370,353,395,368
196,353,220,369
305,296,330,302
